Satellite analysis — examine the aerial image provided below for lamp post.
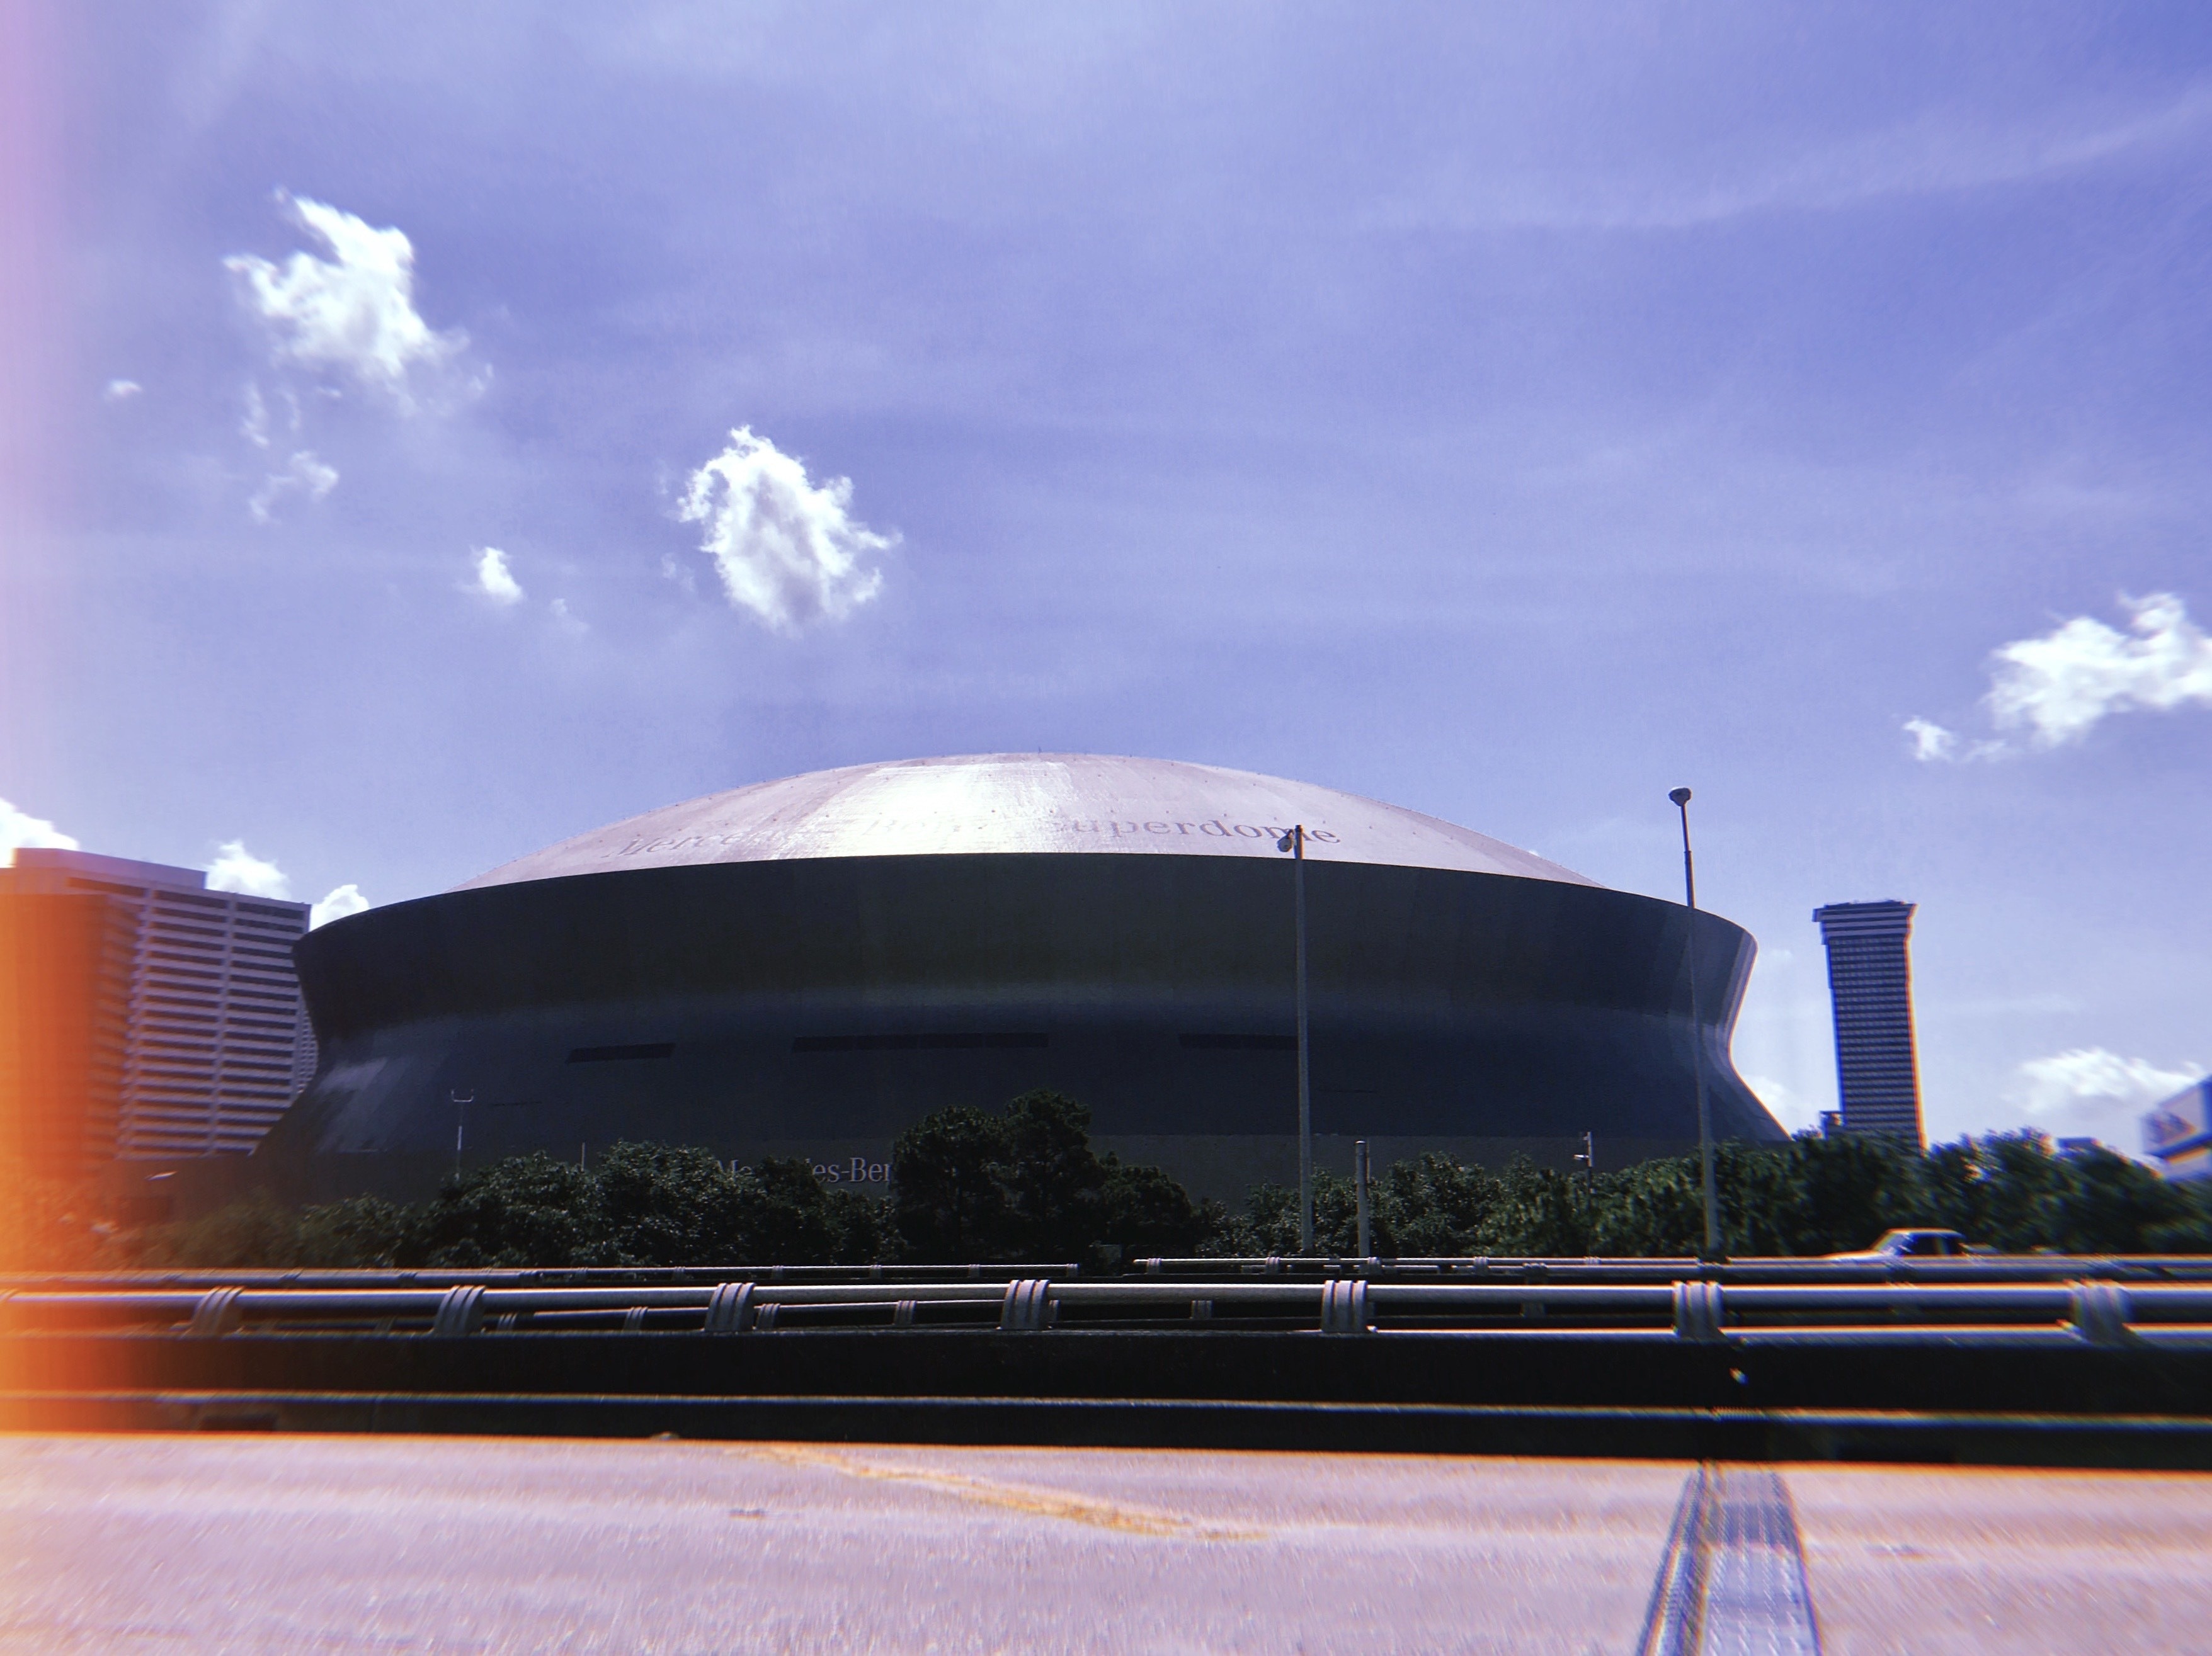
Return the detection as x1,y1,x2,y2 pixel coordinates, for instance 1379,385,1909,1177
1355,1137,1372,1261
452,1089,474,1182
1276,824,1313,1254
1668,788,1722,1259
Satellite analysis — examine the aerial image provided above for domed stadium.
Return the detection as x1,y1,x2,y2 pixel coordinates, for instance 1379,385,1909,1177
264,754,1784,1201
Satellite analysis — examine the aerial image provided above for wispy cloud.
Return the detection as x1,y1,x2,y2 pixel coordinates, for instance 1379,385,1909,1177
1900,715,2006,765
1903,717,1958,763
1,798,79,865
102,378,142,402
1383,81,2212,235
239,382,301,450
1987,593,2212,746
1908,593,2212,760
248,449,339,523
225,194,469,406
205,839,291,899
309,883,370,928
471,546,525,606
2008,1046,2202,1150
676,426,892,633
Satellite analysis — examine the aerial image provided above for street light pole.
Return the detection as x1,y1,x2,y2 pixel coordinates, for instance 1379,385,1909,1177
452,1089,474,1182
1277,824,1313,1254
1355,1137,1372,1261
1669,788,1722,1259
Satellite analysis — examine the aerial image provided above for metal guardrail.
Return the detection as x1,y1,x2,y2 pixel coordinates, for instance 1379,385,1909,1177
1134,1253,2212,1283
11,1258,2212,1466
8,1266,2212,1347
0,1263,1079,1294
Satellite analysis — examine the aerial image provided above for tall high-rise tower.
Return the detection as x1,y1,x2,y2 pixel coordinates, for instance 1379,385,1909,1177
0,849,314,1159
1812,899,1923,1145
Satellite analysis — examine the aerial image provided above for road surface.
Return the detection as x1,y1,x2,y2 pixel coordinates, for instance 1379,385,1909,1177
1,1434,2207,1652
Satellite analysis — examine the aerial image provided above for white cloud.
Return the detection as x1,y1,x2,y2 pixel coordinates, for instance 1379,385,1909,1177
1,798,80,865
2007,1046,2204,1152
206,846,367,924
676,426,892,633
1901,715,2006,765
472,546,525,606
1903,717,1957,763
205,840,292,900
225,195,467,404
1906,593,2212,761
103,378,142,402
1986,593,2212,747
248,450,339,523
549,596,588,635
309,883,370,928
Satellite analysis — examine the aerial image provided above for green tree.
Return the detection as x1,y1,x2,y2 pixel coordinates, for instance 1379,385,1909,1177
732,1155,890,1264
295,1194,411,1266
1913,1132,2212,1254
890,1090,1211,1265
105,1121,2212,1273
1379,1153,1498,1256
1098,1156,1223,1261
402,1152,605,1267
134,1189,302,1269
890,1101,1027,1260
591,1142,750,1266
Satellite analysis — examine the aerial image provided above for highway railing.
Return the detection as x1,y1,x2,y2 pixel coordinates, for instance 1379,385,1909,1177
7,1261,2212,1345
1132,1253,2212,1283
9,1257,2212,1465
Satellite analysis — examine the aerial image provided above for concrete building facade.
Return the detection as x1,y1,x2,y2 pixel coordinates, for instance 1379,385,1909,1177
1813,899,1924,1146
2143,1077,2211,1183
0,849,314,1159
0,889,134,1172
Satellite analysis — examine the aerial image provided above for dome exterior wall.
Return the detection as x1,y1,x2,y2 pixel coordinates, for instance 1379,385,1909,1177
266,761,1786,1205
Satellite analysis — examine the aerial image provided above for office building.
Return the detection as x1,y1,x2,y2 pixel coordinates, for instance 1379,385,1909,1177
1813,899,1924,1146
0,849,314,1160
2143,1078,2211,1183
0,888,133,1172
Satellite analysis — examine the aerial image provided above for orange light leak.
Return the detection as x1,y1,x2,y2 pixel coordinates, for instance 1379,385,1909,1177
3,1,102,1423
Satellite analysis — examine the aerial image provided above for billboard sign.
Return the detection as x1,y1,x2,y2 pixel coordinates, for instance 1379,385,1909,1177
2142,1079,2211,1160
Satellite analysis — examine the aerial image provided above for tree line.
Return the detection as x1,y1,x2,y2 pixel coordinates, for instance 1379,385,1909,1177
29,1089,2212,1270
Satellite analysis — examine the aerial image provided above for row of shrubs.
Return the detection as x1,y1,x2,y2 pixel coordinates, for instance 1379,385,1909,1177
43,1090,2212,1269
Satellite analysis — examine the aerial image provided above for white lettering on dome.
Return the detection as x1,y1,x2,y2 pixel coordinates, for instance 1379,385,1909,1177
612,814,1348,856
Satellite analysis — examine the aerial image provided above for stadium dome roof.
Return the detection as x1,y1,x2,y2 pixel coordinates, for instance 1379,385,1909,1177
457,754,1600,890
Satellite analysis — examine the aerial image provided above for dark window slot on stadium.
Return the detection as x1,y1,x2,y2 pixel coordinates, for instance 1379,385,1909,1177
566,1043,676,1063
792,1033,1049,1053
1180,1033,1297,1051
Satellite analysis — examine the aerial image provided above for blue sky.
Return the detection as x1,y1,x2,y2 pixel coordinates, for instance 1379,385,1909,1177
6,2,2211,1147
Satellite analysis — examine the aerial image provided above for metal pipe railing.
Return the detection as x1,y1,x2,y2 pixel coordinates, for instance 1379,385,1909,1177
8,1272,2212,1344
1135,1254,2212,1282
0,1262,1079,1293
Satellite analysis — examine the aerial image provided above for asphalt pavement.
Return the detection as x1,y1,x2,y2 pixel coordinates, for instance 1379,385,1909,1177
1,1434,2207,1652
